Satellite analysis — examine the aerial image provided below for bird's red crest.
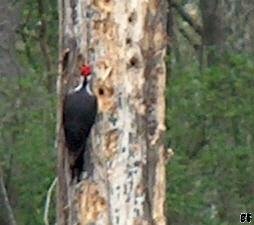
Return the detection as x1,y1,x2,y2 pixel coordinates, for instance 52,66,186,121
80,65,92,77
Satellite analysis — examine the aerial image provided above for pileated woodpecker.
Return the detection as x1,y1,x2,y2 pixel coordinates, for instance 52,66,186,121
63,65,97,180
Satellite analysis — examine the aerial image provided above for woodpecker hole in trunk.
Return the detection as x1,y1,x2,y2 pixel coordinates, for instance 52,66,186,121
97,86,114,97
62,50,69,72
126,38,132,45
128,12,137,23
98,88,104,96
88,47,95,54
128,56,139,68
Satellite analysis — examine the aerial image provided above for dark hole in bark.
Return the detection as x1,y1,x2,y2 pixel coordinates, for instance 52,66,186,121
128,12,136,23
98,88,104,95
103,23,108,33
88,47,95,53
62,51,69,72
126,38,132,44
104,0,110,3
100,199,106,206
134,161,141,167
129,56,139,68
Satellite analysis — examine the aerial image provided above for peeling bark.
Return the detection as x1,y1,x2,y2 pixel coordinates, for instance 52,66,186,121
57,1,168,225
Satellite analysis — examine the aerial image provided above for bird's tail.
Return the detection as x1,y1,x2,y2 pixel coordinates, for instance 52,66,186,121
69,143,86,182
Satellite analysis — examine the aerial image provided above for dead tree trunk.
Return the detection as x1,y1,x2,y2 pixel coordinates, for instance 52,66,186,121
200,0,225,66
57,1,168,225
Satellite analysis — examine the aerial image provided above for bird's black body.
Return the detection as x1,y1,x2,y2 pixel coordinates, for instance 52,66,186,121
63,79,97,180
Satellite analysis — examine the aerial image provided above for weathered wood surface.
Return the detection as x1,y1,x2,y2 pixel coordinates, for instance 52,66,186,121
57,1,168,224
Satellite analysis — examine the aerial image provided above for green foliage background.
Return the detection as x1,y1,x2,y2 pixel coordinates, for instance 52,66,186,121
166,55,254,225
0,1,57,224
0,1,253,225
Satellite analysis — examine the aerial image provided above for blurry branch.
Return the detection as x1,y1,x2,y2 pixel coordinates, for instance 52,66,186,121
166,0,174,86
244,7,254,21
17,9,36,68
0,168,17,225
178,26,200,51
171,0,202,36
44,177,57,225
0,90,9,98
167,0,174,53
19,29,35,67
0,0,23,77
37,0,52,73
177,22,204,69
165,148,174,163
37,0,55,92
5,112,20,191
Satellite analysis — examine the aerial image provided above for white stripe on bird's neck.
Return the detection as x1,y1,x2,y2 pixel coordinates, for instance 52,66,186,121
73,77,84,92
73,76,94,96
86,82,93,96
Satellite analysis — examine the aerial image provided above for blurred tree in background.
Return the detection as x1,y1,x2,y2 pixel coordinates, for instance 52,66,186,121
167,1,254,225
0,0,253,225
0,0,57,224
